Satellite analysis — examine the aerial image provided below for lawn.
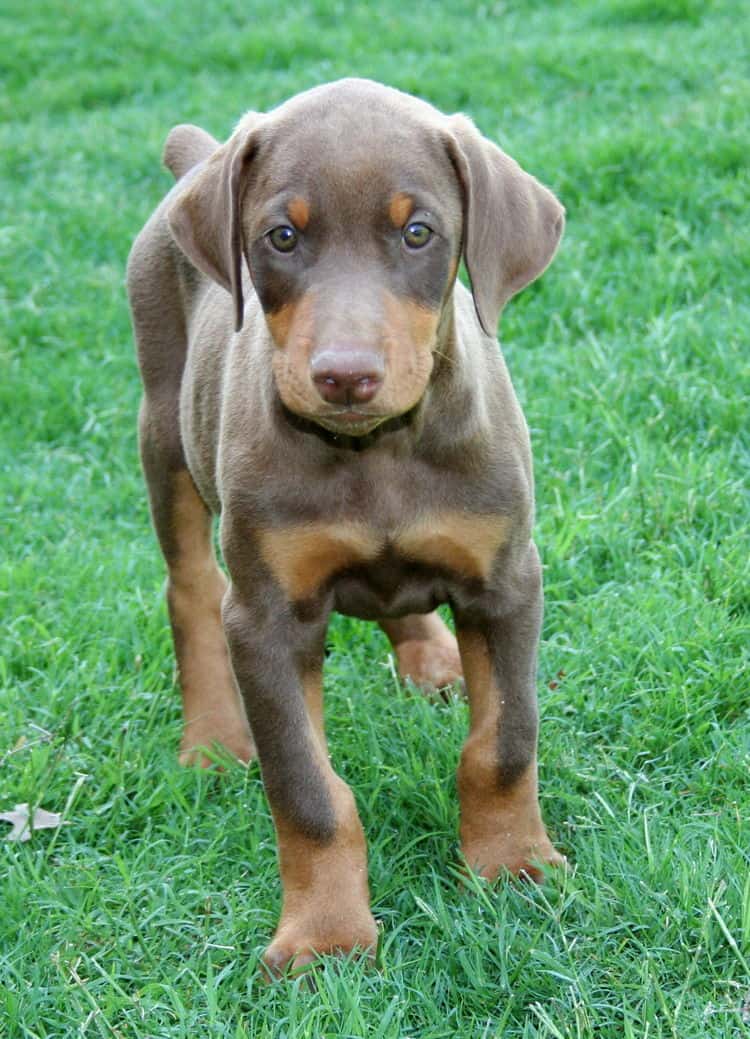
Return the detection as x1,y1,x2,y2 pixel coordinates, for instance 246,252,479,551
1,0,748,1035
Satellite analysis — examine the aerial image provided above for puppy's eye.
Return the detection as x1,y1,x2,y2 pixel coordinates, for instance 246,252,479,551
403,222,433,249
268,225,298,253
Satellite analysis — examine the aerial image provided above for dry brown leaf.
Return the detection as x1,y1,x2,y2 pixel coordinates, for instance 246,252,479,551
0,803,66,841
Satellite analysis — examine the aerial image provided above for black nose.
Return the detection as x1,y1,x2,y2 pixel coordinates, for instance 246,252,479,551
310,348,384,405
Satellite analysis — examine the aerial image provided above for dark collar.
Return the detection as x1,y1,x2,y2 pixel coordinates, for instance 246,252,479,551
281,405,417,452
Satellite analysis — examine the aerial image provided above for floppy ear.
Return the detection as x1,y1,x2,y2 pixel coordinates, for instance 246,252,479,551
446,115,565,336
166,115,263,332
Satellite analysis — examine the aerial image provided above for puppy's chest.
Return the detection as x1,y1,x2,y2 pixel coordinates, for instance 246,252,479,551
257,509,511,619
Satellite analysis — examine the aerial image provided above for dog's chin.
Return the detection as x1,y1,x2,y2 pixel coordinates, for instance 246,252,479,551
311,410,390,437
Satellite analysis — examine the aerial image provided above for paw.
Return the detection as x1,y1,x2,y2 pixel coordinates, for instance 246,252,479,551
179,727,257,767
395,636,464,693
261,911,378,980
499,844,566,884
462,834,566,884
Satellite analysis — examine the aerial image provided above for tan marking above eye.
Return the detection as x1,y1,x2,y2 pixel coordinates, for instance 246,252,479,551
287,196,310,230
388,192,413,228
257,522,384,600
395,512,511,582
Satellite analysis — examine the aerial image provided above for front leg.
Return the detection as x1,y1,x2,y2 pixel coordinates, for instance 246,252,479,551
220,575,376,975
454,542,563,881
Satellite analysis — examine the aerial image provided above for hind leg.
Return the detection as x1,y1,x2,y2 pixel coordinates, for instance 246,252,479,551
379,613,463,693
139,397,255,765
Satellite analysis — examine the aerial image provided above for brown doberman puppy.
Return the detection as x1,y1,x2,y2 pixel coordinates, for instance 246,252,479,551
127,78,565,975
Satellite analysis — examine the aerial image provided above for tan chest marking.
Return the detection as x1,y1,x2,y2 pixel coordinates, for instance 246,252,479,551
257,522,384,600
394,511,511,582
258,511,510,601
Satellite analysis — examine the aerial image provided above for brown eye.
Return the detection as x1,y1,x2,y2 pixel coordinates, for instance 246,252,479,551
268,225,298,253
403,222,432,249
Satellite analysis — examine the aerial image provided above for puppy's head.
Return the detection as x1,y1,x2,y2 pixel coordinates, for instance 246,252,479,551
168,79,564,437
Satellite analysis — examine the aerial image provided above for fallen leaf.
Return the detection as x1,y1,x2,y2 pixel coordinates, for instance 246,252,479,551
0,803,66,841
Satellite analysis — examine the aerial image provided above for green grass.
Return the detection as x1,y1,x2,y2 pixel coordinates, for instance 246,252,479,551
1,0,749,1035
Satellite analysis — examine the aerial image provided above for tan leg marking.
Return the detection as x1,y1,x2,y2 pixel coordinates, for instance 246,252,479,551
167,471,255,765
456,629,563,880
302,666,326,752
380,612,463,693
263,757,376,977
